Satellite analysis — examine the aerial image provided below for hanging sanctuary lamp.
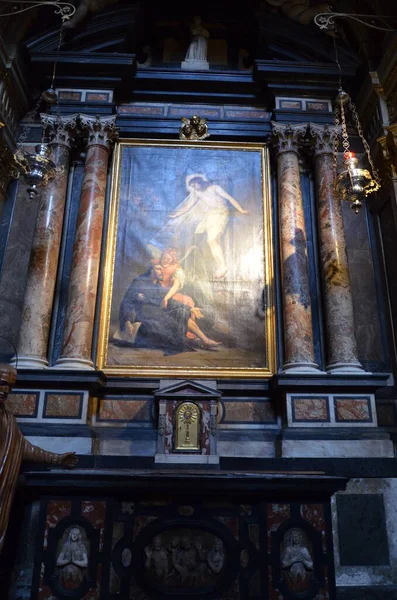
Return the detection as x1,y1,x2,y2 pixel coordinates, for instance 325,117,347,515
332,41,381,214
0,3,72,199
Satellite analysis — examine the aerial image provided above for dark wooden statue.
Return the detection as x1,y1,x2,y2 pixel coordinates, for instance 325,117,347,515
0,363,78,552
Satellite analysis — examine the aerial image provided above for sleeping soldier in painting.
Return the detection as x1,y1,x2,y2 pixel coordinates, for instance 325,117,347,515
119,264,220,354
0,363,78,553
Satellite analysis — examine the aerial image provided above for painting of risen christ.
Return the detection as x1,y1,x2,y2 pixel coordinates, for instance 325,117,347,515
99,141,275,377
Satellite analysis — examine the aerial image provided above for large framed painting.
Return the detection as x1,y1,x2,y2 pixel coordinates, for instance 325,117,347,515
97,139,275,378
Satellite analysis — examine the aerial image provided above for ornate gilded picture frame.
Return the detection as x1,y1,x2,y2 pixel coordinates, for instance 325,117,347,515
97,139,275,378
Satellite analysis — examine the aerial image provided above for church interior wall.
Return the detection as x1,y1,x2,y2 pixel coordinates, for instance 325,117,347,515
1,2,397,598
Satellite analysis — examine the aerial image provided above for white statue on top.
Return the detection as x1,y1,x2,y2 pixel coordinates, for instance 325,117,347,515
182,16,210,70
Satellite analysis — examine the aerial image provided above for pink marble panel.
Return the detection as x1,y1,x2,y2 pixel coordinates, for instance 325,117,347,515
43,501,72,550
301,503,326,551
307,101,329,112
44,393,82,417
6,392,38,416
118,105,164,115
58,91,81,101
279,100,301,109
267,504,290,552
334,397,371,422
223,401,276,423
292,397,329,422
98,399,152,421
81,501,106,550
86,92,109,102
224,109,270,119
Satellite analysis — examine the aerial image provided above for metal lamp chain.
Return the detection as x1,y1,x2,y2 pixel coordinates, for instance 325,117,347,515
333,105,341,178
348,99,381,185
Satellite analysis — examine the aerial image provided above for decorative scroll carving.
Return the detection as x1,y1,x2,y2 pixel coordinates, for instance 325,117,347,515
179,115,210,140
271,122,308,155
56,526,89,590
80,114,118,150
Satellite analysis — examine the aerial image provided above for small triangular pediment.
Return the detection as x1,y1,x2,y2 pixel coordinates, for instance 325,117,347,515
154,380,220,399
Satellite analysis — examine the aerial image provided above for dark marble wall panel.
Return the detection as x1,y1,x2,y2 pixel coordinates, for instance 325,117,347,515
0,178,39,348
337,494,389,566
341,203,384,369
377,197,397,368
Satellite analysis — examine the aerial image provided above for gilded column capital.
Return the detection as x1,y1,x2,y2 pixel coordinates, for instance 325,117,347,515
79,114,118,151
309,123,341,157
40,113,79,149
271,122,308,155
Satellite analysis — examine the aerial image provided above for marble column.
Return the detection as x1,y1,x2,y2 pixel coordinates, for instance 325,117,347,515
310,123,364,373
14,115,78,369
56,115,117,370
272,122,320,373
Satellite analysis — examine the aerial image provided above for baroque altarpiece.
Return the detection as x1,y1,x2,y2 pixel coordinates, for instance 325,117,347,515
1,1,397,599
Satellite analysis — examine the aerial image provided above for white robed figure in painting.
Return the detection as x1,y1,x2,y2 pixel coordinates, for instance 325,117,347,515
166,173,249,279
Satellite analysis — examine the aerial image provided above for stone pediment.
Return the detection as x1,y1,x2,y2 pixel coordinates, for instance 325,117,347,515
154,380,221,399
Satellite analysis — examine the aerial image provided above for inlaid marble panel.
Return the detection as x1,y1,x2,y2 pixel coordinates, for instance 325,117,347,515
222,400,276,423
6,392,39,416
98,398,153,422
292,397,330,422
334,397,372,423
44,393,83,418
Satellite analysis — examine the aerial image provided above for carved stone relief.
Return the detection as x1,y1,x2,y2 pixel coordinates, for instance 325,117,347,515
56,526,90,590
143,529,226,589
281,527,314,593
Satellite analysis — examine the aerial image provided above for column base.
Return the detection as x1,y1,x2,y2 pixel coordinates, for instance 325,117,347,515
53,357,94,370
326,361,366,374
282,361,323,374
11,355,48,369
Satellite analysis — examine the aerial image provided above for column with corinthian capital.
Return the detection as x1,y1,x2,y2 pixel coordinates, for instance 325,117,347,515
310,123,364,373
15,115,78,369
56,115,117,370
272,122,320,372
